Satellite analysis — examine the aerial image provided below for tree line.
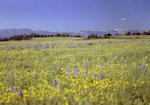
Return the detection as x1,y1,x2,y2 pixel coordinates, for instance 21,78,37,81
125,30,150,36
0,33,81,41
0,33,113,41
0,30,150,41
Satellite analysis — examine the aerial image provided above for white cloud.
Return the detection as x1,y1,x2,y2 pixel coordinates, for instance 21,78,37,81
120,18,127,21
114,29,120,31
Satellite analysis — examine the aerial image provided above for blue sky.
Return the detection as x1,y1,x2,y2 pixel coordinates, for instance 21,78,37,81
0,0,150,32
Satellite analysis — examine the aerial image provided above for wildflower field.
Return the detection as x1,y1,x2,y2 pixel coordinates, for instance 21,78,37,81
0,36,150,105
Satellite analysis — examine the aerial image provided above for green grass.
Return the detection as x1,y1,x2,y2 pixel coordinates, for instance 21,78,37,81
0,36,150,105
112,35,150,39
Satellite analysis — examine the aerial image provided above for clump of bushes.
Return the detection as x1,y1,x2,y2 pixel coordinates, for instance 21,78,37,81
104,33,112,38
87,33,112,39
88,34,99,39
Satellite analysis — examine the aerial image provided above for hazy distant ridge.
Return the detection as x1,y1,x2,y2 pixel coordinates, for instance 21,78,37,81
0,28,121,38
0,28,55,38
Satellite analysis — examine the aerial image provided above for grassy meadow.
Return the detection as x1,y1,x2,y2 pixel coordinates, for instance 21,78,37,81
0,36,150,105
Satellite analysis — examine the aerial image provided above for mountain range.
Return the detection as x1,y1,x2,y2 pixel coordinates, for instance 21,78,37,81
0,28,121,38
0,28,56,38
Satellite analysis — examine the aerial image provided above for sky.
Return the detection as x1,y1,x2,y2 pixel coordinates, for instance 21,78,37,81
0,0,150,32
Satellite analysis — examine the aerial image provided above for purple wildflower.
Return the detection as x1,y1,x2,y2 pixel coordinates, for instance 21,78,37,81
100,74,104,80
66,68,70,73
85,42,93,45
74,67,79,76
141,64,147,72
10,72,14,77
57,67,61,71
11,88,16,93
34,73,37,79
29,70,33,72
84,70,88,76
53,79,60,87
44,44,49,48
84,62,88,67
18,90,23,97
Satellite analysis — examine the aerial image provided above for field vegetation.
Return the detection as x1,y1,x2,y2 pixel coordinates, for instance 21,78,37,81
0,36,150,105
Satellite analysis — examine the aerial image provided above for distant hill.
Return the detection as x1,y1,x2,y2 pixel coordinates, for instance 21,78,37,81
77,31,106,37
0,28,56,38
0,28,32,38
0,28,121,38
77,30,121,37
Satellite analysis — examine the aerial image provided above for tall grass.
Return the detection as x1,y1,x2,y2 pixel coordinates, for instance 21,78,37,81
0,36,150,105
